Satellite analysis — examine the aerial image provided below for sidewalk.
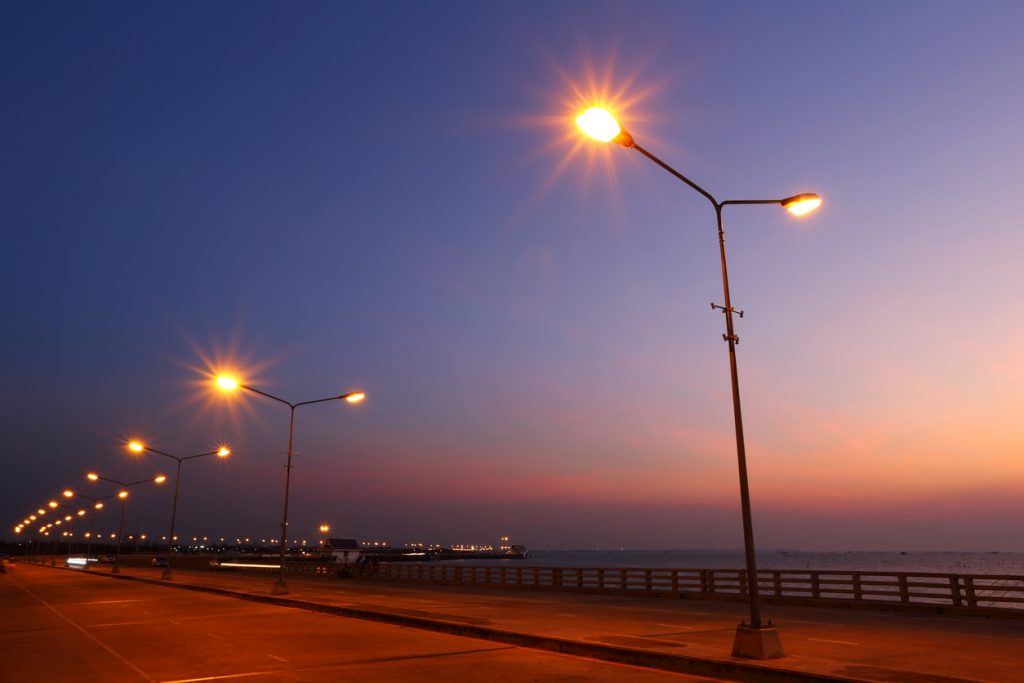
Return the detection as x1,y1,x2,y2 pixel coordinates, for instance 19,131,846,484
68,562,1024,683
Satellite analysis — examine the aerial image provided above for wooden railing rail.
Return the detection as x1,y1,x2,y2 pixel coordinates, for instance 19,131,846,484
364,564,1024,613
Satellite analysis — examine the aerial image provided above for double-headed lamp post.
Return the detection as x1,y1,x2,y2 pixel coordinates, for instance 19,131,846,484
216,375,364,595
127,441,230,580
63,489,113,561
86,472,166,574
576,107,821,659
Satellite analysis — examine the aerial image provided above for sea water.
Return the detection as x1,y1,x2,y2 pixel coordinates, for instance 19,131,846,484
442,550,1024,575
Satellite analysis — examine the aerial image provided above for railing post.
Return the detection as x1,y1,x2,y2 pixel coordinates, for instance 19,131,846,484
554,567,563,589
738,570,747,595
773,571,782,597
598,568,605,589
949,575,963,607
672,569,679,593
645,569,652,591
620,569,627,591
812,572,821,599
853,573,862,601
899,575,910,603
964,576,977,607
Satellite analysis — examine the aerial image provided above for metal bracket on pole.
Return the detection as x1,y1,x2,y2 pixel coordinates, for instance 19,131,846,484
711,302,744,318
723,333,740,344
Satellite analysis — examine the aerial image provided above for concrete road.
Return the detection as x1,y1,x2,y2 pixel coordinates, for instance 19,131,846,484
0,565,715,683
55,561,1024,682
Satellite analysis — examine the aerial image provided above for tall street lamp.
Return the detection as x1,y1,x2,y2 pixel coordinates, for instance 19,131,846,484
576,106,821,659
86,472,166,574
63,489,114,562
216,374,364,595
126,440,231,580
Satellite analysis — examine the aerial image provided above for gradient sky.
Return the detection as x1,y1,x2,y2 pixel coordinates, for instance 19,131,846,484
3,1,1023,551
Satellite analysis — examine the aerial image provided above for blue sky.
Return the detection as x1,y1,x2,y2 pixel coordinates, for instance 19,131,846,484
3,1,1023,550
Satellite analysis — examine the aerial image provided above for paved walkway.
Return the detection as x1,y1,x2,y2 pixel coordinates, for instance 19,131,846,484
15,560,1024,682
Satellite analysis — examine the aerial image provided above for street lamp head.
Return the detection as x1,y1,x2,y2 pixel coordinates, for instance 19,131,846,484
48,501,58,508
87,473,99,481
343,391,366,404
29,515,37,521
64,514,72,521
77,509,86,516
216,375,239,391
154,475,167,484
94,502,104,509
37,509,46,515
781,193,822,216
217,446,231,457
127,440,145,453
118,490,128,499
63,489,74,498
576,107,634,147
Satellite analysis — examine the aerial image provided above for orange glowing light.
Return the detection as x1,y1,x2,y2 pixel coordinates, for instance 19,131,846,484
344,392,366,404
217,447,231,457
63,489,74,498
154,475,167,484
94,502,104,509
64,515,72,521
118,490,128,499
87,473,99,481
127,441,145,453
782,193,822,216
576,107,622,143
216,375,239,390
48,501,58,508
77,510,86,516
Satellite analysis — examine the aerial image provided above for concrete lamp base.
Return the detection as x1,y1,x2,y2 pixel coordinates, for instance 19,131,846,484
732,624,785,659
271,582,290,596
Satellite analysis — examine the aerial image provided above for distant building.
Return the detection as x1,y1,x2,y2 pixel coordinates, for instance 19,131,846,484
325,538,361,564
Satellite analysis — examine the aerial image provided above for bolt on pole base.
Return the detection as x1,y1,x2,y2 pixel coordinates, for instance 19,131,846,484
732,623,785,659
271,580,289,596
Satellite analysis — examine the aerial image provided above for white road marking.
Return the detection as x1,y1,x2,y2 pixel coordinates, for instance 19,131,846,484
808,638,860,646
657,624,694,629
11,579,155,682
160,672,272,683
266,655,288,662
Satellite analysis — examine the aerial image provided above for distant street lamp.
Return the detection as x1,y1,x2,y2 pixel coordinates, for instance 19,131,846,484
127,440,231,580
63,489,114,561
86,472,166,574
576,106,821,659
216,375,364,595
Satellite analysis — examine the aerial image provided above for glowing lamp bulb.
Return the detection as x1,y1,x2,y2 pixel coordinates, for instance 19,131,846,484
216,376,239,390
217,447,231,457
48,501,58,508
118,490,128,499
63,489,74,498
87,473,99,481
345,392,366,404
77,510,86,516
127,441,144,453
782,193,822,216
94,502,104,509
154,475,167,484
576,107,622,143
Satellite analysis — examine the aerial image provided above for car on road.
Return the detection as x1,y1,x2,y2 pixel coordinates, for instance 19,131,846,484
151,557,169,567
98,555,116,563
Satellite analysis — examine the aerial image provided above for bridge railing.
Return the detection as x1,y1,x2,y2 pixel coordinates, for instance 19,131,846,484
364,564,1024,613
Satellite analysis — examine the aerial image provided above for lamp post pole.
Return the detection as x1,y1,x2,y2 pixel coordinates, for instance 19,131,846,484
87,473,166,574
575,108,821,659
127,442,230,580
215,376,364,596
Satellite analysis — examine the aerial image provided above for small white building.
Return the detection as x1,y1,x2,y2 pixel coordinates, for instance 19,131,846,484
325,538,361,564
